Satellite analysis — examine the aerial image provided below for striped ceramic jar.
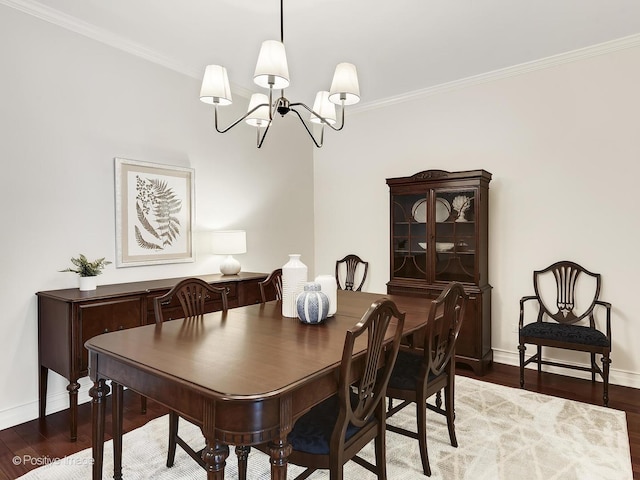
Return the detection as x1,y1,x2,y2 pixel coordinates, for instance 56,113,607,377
296,282,329,324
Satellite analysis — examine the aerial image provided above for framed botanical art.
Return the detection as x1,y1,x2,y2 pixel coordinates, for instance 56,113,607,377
115,158,195,267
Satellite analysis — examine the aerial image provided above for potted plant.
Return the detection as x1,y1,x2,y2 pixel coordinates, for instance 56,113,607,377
60,254,112,291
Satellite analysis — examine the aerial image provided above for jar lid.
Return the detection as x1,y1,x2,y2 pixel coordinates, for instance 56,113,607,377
303,282,321,291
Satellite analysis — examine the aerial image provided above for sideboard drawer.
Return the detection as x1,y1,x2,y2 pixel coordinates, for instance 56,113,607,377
78,296,143,372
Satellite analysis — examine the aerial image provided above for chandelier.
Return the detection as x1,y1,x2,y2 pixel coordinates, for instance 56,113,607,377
199,0,360,148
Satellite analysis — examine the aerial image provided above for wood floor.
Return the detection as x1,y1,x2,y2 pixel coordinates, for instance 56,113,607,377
1,362,638,479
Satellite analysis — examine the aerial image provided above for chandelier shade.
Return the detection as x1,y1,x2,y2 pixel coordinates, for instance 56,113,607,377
200,65,232,106
329,63,360,106
310,91,336,125
254,40,290,89
245,93,272,127
199,0,359,148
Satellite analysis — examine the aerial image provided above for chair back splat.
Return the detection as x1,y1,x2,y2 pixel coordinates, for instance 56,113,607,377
386,281,467,477
154,277,228,324
335,254,369,291
519,260,612,406
258,268,283,303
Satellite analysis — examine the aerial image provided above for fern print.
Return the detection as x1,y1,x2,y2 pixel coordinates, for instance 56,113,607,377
136,202,161,240
134,175,183,250
135,226,162,250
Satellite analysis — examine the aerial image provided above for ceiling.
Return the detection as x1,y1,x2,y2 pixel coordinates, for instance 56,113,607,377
9,0,640,107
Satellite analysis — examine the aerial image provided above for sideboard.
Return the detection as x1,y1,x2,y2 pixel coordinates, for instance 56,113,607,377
36,271,267,441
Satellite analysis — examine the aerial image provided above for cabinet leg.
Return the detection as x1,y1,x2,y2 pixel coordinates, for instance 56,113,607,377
67,380,80,442
39,366,48,420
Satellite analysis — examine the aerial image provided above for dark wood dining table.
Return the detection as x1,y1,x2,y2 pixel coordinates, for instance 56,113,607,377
86,289,434,480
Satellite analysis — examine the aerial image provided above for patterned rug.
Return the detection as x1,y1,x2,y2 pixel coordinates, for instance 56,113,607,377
17,376,632,479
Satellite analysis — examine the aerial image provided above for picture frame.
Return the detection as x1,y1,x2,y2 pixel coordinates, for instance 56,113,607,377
114,158,195,267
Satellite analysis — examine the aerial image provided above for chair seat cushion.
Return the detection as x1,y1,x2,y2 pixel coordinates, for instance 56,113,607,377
388,350,438,390
287,393,362,455
521,322,609,347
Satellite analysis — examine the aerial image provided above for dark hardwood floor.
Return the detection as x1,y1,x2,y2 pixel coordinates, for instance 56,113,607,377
1,362,638,479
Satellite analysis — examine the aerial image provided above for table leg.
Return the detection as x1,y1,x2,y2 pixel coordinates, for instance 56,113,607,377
267,439,292,480
235,445,251,480
67,380,80,441
201,440,229,480
112,382,124,480
89,379,110,480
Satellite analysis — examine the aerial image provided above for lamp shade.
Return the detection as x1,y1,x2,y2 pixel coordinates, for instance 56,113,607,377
211,230,247,255
200,65,233,105
328,62,360,106
310,91,337,125
254,40,290,90
245,93,272,127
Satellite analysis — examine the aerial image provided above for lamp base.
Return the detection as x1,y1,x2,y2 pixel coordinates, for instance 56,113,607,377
219,255,241,275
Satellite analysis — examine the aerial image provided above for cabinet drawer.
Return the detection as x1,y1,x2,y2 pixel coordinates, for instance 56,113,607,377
78,296,143,372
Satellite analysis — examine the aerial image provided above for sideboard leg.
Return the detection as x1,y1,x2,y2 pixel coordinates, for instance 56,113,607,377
39,365,48,420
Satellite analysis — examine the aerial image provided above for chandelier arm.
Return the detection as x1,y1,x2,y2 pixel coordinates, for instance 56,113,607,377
289,107,324,148
213,102,271,134
256,122,272,148
289,101,346,131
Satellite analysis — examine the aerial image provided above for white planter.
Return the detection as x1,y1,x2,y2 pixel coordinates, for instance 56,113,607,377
79,276,97,291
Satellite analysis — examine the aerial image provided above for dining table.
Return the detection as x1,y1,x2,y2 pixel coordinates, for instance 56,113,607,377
85,289,434,480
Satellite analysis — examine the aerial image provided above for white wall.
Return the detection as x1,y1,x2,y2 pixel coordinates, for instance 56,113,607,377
0,6,315,429
314,44,640,388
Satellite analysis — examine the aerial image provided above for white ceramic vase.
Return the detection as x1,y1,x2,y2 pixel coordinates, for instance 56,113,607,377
314,274,337,316
282,254,308,318
79,276,97,291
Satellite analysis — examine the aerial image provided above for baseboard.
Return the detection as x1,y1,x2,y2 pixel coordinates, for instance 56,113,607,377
492,348,640,389
0,377,94,431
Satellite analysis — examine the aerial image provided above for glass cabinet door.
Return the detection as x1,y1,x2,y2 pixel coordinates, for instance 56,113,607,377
391,193,428,279
433,187,477,283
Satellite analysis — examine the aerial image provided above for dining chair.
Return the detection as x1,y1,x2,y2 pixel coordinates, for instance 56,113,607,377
335,254,369,291
518,260,612,406
259,268,283,303
154,277,252,477
273,298,405,479
385,282,467,476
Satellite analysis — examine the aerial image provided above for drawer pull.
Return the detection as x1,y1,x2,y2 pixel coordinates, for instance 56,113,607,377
103,328,109,333
118,326,124,330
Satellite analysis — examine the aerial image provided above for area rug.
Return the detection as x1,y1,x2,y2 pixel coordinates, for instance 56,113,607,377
17,377,632,480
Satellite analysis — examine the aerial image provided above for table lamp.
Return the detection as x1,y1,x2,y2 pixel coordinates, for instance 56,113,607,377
211,230,247,275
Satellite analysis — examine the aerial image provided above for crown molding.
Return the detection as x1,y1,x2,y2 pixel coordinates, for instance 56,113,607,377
353,33,640,114
4,0,639,108
2,0,197,74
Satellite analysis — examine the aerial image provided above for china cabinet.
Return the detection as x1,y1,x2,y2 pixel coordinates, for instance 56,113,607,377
386,169,492,374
